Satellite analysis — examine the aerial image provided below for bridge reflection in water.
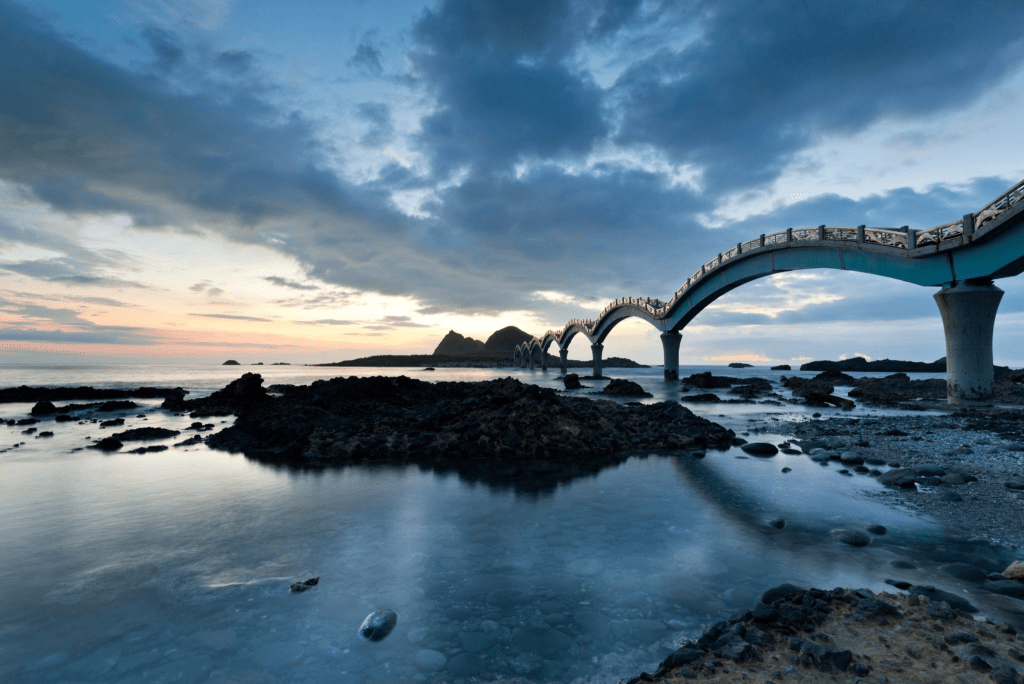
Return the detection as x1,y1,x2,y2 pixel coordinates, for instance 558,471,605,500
513,178,1024,405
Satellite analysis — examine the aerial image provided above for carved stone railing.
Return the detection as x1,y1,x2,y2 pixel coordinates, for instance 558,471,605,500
864,228,908,248
527,175,1024,354
916,219,963,247
975,178,1024,232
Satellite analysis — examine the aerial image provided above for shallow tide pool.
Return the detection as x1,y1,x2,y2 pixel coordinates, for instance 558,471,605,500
0,364,976,684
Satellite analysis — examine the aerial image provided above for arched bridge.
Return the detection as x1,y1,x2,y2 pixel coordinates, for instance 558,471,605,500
513,177,1024,404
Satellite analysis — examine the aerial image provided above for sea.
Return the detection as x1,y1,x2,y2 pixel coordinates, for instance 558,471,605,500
0,363,987,683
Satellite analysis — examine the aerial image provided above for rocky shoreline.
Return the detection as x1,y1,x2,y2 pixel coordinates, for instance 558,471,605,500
622,584,1023,684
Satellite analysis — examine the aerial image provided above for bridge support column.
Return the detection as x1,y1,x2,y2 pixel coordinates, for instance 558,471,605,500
528,350,535,370
541,349,547,371
934,280,1004,405
591,343,604,379
661,331,682,380
559,348,568,375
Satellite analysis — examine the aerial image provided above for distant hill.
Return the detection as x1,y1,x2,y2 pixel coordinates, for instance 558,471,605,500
433,330,486,356
800,357,946,372
484,326,533,357
313,324,647,368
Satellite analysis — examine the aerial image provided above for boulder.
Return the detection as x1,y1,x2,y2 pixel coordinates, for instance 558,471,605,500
30,400,57,416
940,563,987,583
359,609,398,641
1001,561,1024,581
741,442,779,456
812,370,858,386
683,372,733,389
830,529,871,547
601,379,653,398
877,468,919,488
684,393,722,402
563,373,584,390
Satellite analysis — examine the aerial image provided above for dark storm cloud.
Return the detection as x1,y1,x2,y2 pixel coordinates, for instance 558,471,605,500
355,102,394,147
349,42,384,75
264,276,319,290
612,0,1024,192
409,0,627,175
142,27,184,72
215,49,252,75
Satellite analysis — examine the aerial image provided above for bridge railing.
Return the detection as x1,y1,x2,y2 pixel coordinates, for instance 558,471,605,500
916,219,963,247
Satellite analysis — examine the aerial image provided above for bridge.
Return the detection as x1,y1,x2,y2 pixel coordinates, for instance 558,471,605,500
513,177,1024,405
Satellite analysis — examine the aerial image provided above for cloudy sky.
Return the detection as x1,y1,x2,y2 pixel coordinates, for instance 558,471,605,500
2,0,1024,366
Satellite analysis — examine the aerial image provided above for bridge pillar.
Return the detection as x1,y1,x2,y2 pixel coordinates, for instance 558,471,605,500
934,281,1004,404
559,348,568,374
591,343,604,379
541,348,547,371
528,349,535,370
661,331,682,380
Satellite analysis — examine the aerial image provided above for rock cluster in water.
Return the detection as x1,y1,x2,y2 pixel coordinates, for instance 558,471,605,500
184,374,735,492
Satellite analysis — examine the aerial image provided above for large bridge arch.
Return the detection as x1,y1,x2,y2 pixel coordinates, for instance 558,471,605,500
511,178,1024,401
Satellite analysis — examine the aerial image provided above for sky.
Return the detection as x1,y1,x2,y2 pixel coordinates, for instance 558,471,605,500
2,0,1024,367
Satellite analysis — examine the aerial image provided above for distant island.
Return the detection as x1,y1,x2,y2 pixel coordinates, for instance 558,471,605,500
800,357,946,372
311,326,648,369
222,360,240,365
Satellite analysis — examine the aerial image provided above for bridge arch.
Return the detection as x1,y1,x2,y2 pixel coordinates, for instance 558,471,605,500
512,178,1024,402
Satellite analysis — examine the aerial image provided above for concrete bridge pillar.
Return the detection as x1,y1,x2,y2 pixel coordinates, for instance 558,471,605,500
934,280,1004,404
541,348,547,371
528,349,535,370
661,331,682,380
559,348,568,374
591,343,604,379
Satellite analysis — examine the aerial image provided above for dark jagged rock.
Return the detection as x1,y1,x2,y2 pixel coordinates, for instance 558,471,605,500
563,373,584,390
684,393,722,402
683,372,733,389
200,375,734,493
849,373,946,405
600,379,652,398
0,386,187,404
111,427,180,441
290,577,319,593
162,373,270,417
97,400,138,412
813,370,858,386
30,401,57,415
93,437,123,451
783,376,855,408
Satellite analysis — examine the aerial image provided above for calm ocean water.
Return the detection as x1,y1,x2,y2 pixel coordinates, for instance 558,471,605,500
0,364,959,683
